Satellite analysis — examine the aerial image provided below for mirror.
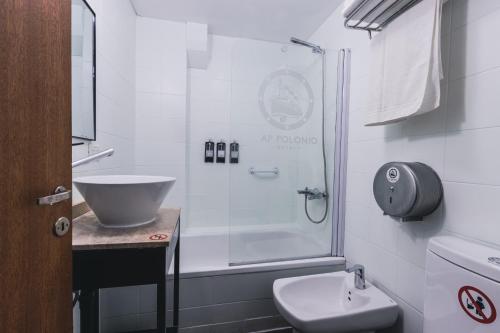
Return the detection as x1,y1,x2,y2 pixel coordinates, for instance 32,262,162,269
71,0,96,140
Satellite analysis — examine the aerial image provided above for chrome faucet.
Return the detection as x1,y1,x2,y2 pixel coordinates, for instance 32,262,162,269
346,264,366,290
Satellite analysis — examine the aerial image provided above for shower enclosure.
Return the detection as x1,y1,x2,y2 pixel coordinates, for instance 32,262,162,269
170,37,350,332
226,39,349,265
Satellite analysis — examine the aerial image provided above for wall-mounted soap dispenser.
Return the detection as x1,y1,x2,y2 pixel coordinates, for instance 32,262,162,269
230,141,239,164
373,162,442,221
216,141,226,163
204,140,215,163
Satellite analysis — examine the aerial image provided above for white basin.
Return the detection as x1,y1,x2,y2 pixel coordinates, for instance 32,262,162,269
273,271,398,333
73,175,175,228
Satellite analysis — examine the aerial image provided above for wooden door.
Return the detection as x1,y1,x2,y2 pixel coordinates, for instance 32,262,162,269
0,0,73,332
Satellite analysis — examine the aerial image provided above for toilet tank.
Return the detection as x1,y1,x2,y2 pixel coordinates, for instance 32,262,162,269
424,236,500,332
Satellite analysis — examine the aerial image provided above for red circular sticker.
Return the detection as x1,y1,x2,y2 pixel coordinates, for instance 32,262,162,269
458,286,496,324
149,234,167,241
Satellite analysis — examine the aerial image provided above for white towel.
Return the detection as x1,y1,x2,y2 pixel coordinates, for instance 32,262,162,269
364,0,444,126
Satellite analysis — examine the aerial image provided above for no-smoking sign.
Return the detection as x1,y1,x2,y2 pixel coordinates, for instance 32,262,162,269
149,234,168,241
458,286,497,324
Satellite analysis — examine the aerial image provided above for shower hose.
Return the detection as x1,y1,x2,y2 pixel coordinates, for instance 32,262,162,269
304,50,329,224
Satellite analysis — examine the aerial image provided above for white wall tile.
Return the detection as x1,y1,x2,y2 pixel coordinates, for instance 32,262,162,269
446,67,500,131
134,17,188,211
369,212,400,255
366,244,399,292
395,259,426,312
189,98,230,123
399,134,446,176
135,140,185,166
349,109,404,142
136,116,186,143
396,207,445,269
449,8,500,80
189,76,231,102
442,181,500,245
187,121,229,145
345,171,376,207
190,36,233,81
451,0,500,28
136,65,162,93
444,127,500,185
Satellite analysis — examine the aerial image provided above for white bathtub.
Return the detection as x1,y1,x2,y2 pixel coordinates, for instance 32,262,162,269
177,227,343,276
167,228,345,332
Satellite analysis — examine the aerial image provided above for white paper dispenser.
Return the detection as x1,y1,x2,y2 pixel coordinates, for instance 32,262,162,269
373,162,442,221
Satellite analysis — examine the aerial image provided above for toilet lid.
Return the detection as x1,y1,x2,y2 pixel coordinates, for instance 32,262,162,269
428,236,500,283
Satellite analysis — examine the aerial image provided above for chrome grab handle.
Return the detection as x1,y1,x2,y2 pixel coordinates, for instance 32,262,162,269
72,148,114,168
37,186,72,206
248,167,279,175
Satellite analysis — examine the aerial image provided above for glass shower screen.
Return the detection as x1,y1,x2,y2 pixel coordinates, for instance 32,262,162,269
228,39,338,265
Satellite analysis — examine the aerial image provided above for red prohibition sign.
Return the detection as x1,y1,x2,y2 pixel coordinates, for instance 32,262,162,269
149,234,168,241
458,286,497,324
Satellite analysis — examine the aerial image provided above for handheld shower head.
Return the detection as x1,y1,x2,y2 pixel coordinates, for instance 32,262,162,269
290,37,324,54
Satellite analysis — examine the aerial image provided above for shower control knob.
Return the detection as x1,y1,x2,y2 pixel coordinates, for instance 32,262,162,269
297,187,327,200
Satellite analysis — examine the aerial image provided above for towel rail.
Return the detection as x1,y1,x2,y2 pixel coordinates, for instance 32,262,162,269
344,0,423,38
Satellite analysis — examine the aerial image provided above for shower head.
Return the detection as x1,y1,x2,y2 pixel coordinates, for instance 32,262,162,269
290,37,325,54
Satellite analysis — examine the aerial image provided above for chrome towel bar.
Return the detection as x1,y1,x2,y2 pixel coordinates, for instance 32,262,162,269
344,0,423,38
248,167,279,176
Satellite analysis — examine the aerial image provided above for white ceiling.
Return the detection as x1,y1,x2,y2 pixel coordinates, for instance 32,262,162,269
131,0,343,43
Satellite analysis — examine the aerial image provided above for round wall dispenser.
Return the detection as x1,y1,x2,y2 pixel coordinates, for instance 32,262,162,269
373,162,443,221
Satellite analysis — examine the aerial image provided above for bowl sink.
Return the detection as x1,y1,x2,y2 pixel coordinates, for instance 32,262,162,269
273,271,398,333
73,175,175,228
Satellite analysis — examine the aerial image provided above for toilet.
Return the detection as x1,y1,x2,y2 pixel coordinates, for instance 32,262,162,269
424,236,500,332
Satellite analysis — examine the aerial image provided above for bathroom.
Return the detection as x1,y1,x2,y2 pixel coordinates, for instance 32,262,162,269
2,0,500,332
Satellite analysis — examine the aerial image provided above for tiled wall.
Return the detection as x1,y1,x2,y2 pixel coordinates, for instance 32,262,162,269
72,0,137,203
186,35,232,230
310,0,500,332
134,17,188,212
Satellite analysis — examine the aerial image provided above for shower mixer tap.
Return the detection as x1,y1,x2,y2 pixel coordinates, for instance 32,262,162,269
297,187,328,200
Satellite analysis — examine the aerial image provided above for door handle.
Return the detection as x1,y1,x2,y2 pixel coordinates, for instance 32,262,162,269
37,186,72,206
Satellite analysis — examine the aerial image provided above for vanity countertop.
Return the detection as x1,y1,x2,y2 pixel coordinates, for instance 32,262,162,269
72,208,180,251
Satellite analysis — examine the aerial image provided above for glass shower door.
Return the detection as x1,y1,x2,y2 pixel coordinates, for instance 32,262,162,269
228,39,338,265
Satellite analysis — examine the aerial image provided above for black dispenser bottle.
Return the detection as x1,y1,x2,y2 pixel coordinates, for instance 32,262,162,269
216,141,226,163
204,140,215,163
230,141,239,164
